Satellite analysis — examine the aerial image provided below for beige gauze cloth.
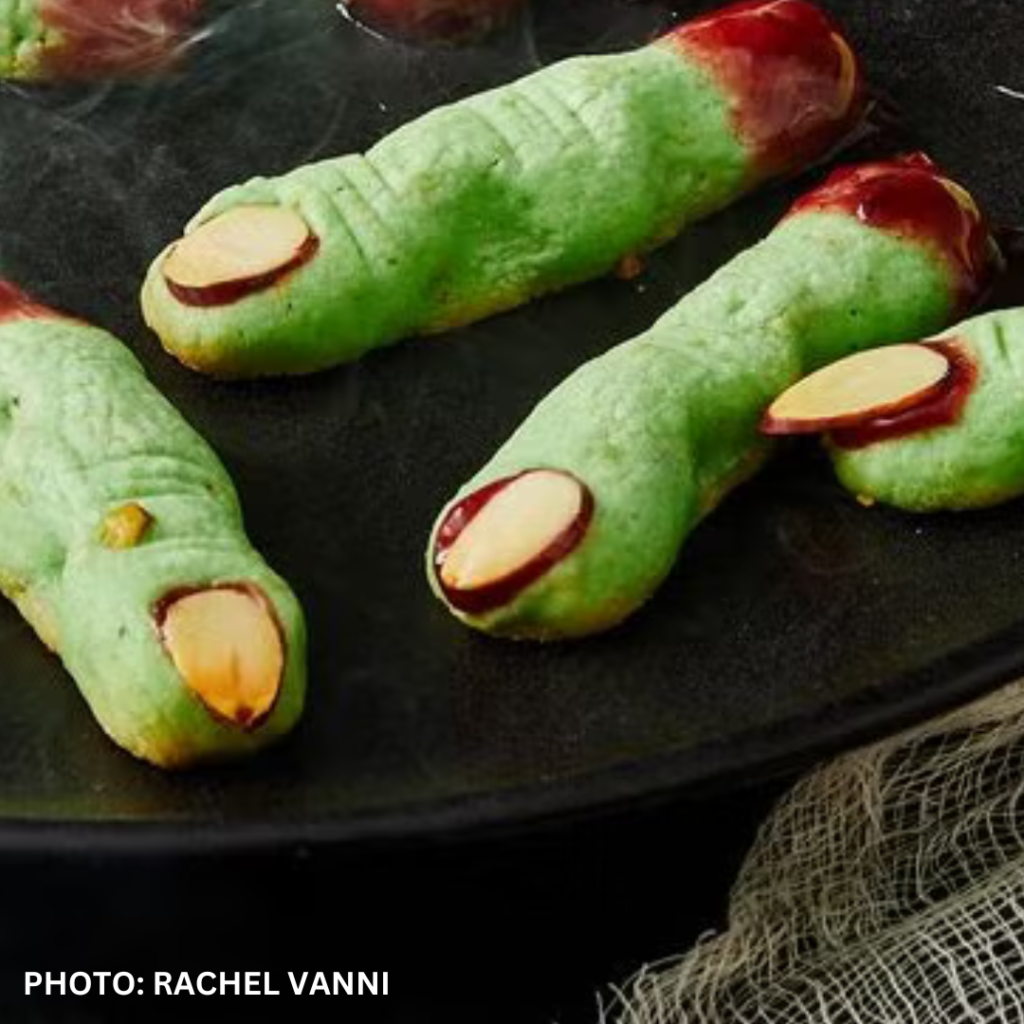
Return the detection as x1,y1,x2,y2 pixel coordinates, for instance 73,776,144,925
604,677,1024,1023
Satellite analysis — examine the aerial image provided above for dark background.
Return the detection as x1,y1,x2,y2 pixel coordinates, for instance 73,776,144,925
0,777,787,1022
1,0,1023,1020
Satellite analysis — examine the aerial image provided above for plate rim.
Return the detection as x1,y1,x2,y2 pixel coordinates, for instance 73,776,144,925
2,615,1023,858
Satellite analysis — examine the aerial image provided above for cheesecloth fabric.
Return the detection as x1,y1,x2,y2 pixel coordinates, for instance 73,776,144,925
603,678,1024,1023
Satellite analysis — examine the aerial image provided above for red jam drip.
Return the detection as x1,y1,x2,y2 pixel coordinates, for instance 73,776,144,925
787,153,999,312
664,0,865,177
830,339,977,449
433,470,595,616
0,280,63,323
166,232,321,309
38,0,200,77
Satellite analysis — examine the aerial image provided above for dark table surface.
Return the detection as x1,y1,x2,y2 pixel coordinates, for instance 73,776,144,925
0,776,788,1023
2,0,1024,1019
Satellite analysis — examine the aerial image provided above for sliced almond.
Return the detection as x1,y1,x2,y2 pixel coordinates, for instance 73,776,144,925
162,205,317,307
159,586,284,728
435,469,593,613
831,31,860,116
939,176,982,222
761,344,951,435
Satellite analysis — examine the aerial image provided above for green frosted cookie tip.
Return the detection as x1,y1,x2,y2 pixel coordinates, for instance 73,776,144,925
0,281,306,768
826,308,1024,512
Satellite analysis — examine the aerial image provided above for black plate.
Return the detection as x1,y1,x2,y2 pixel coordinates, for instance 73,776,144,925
1,0,1023,854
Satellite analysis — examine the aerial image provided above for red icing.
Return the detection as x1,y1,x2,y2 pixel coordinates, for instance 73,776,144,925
663,0,865,176
38,0,200,78
830,339,977,449
787,154,998,311
433,470,595,615
0,280,63,323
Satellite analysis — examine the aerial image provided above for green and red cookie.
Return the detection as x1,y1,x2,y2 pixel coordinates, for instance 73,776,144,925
427,155,999,639
142,0,864,377
0,281,306,767
0,0,199,80
765,305,1024,512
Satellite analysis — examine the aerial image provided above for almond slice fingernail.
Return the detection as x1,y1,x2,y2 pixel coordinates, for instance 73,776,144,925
163,205,319,308
761,344,952,435
157,585,285,728
831,31,860,115
434,469,594,614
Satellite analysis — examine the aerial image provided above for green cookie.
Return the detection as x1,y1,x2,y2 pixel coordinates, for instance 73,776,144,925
830,309,1024,511
427,157,998,640
142,0,863,377
0,283,306,768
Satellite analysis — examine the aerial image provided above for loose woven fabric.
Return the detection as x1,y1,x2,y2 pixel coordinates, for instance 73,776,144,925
605,679,1024,1023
